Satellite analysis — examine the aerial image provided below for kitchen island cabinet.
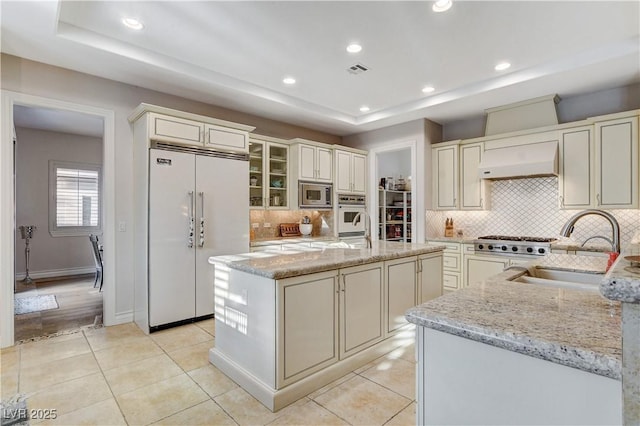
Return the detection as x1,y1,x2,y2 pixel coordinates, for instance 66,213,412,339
209,241,443,411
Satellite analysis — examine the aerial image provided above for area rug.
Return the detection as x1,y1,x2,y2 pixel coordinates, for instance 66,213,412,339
14,295,58,315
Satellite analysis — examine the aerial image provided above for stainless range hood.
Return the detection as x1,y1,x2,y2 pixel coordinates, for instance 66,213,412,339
478,141,558,179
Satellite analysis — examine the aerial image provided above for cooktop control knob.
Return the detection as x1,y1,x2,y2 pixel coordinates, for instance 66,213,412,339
488,245,494,250
538,248,546,254
501,245,507,251
512,247,518,252
478,244,484,250
527,247,533,253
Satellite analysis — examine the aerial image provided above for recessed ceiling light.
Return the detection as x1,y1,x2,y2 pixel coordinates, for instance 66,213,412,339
432,0,452,12
422,86,435,94
346,43,362,53
495,62,511,71
283,77,296,85
122,17,144,30
359,106,370,112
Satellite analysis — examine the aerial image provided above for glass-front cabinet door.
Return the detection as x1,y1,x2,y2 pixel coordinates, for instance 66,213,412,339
249,141,265,208
267,143,288,209
249,137,289,210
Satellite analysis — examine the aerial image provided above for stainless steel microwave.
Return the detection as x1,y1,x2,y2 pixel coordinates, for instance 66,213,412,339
298,181,333,209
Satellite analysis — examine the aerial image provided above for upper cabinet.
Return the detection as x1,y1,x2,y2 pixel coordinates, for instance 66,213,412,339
460,142,489,210
432,143,459,210
132,104,254,154
558,126,594,209
559,113,638,210
335,148,367,194
249,135,289,210
290,139,333,183
595,115,638,209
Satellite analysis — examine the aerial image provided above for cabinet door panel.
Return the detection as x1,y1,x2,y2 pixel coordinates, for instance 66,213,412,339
282,275,338,382
336,150,352,192
460,143,485,210
299,145,316,180
151,114,203,145
317,147,333,181
433,145,458,209
465,257,508,287
559,128,593,208
352,154,367,193
386,258,417,334
205,125,247,152
419,254,443,303
341,264,383,358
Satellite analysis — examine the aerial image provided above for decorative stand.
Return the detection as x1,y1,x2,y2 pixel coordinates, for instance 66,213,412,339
18,225,36,284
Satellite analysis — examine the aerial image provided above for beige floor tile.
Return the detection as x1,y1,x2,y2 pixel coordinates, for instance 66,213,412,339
307,372,356,400
150,324,213,353
384,343,415,363
1,371,19,397
194,318,215,337
152,399,235,425
359,357,416,400
94,338,163,371
116,374,208,425
214,387,308,426
20,353,100,394
27,373,112,420
20,335,91,368
84,322,148,351
103,354,184,396
267,399,349,425
187,364,238,398
167,339,214,372
40,398,126,426
314,375,411,425
1,347,20,372
384,402,415,426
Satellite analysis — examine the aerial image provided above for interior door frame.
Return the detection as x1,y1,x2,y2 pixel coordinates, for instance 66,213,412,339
1,90,116,348
368,140,420,243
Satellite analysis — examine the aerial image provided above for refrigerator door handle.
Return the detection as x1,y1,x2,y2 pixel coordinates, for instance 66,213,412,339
199,191,205,247
188,191,194,248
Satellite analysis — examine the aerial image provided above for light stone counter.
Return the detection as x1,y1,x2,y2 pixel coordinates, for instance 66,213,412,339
601,241,640,302
210,240,444,279
406,253,621,379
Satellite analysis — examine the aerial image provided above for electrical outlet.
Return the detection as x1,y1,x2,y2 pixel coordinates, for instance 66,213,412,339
263,222,271,228
118,221,126,232
252,223,259,228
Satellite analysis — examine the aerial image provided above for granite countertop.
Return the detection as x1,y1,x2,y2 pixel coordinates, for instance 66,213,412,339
210,241,445,279
550,240,612,253
426,236,476,244
601,241,640,302
406,253,622,380
251,236,335,247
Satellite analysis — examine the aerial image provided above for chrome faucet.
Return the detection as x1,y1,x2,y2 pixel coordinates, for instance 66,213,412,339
353,211,372,249
559,209,621,253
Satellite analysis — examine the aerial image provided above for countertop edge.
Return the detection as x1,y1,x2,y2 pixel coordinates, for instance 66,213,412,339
405,308,621,380
599,243,640,302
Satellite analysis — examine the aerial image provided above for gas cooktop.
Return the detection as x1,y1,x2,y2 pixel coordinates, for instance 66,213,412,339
474,235,557,256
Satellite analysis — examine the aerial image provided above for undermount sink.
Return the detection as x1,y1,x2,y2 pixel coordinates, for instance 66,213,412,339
511,268,604,292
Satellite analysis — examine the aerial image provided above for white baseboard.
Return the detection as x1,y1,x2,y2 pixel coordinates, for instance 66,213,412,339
15,266,95,280
112,311,134,326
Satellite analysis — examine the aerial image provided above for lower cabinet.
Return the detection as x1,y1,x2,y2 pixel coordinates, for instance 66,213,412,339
464,255,510,287
277,255,443,387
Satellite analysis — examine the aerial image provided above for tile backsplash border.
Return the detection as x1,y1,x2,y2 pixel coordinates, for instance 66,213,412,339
426,177,640,248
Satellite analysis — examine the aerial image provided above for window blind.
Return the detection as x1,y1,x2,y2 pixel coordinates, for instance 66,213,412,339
55,167,99,227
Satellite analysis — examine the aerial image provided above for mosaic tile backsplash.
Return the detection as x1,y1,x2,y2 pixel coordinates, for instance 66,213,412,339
426,177,640,249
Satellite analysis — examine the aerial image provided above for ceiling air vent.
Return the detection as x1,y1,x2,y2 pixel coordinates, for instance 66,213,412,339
347,63,369,75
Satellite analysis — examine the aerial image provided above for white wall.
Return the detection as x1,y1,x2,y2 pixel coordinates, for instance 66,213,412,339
15,127,102,276
377,150,411,184
1,53,341,317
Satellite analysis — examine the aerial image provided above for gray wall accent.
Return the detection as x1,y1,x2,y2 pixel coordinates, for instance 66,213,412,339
15,127,102,275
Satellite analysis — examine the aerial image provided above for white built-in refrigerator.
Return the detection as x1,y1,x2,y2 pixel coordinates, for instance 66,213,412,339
148,148,249,328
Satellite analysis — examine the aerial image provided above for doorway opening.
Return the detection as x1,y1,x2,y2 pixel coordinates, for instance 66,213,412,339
1,91,116,348
13,105,105,342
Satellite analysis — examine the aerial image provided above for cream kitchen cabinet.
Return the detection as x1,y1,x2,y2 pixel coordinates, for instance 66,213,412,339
464,254,510,287
142,109,252,153
558,125,594,209
460,142,489,210
418,252,444,304
340,263,384,358
432,143,459,210
385,257,417,335
595,115,638,209
335,149,367,194
278,271,339,386
249,135,289,210
427,241,462,292
290,140,333,183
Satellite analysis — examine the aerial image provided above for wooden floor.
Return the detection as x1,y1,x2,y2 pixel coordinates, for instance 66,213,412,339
14,274,103,342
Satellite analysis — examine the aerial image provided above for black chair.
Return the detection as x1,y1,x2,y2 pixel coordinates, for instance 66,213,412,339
89,234,103,291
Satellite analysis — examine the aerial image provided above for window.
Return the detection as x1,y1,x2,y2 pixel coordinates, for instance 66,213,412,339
49,161,101,236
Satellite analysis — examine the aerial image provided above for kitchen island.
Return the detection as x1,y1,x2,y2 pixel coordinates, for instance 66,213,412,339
406,253,623,425
208,241,444,411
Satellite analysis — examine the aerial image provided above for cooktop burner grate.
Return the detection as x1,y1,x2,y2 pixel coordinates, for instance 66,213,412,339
477,235,557,243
